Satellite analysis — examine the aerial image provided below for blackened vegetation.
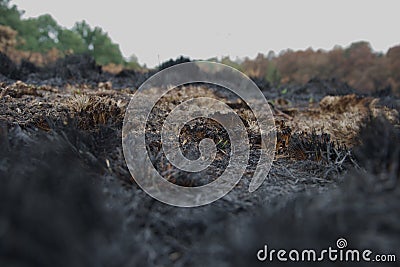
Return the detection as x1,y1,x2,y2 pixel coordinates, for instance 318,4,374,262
18,59,39,78
147,117,232,186
52,54,102,80
0,127,120,267
1,55,400,266
0,53,102,83
0,52,147,88
276,120,351,168
258,78,360,105
250,76,271,91
353,117,400,189
226,117,400,267
144,85,266,187
158,56,192,71
0,51,19,80
288,131,349,163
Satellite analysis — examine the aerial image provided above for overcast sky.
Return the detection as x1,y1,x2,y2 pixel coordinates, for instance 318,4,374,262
12,0,400,67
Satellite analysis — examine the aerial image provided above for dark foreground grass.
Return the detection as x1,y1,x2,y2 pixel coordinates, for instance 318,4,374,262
0,117,399,266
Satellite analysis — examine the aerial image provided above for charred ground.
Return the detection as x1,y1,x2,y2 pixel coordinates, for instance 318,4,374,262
0,54,400,266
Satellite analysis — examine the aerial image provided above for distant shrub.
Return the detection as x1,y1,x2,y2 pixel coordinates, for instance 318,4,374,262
158,56,191,71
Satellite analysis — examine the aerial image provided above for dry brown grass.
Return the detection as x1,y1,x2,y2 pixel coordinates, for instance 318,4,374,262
285,94,399,146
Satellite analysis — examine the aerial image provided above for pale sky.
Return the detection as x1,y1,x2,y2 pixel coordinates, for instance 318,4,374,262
11,0,400,67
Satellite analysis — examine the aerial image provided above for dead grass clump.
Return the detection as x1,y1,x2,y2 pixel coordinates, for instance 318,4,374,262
4,81,43,98
320,94,399,125
319,94,371,113
276,120,350,165
287,130,350,164
289,94,399,146
68,95,123,129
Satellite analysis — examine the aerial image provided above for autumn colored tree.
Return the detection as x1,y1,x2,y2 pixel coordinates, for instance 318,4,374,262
387,45,400,94
240,41,400,95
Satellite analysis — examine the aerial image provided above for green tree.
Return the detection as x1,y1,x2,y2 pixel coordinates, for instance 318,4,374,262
73,20,94,49
26,15,60,52
0,0,23,30
57,29,87,54
36,14,60,43
73,21,124,65
0,2,126,65
17,18,40,51
91,26,124,65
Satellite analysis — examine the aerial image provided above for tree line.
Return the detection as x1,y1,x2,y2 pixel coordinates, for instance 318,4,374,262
0,0,131,66
239,42,400,95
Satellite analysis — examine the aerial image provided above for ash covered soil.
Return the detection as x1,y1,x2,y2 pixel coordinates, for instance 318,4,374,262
1,54,400,267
